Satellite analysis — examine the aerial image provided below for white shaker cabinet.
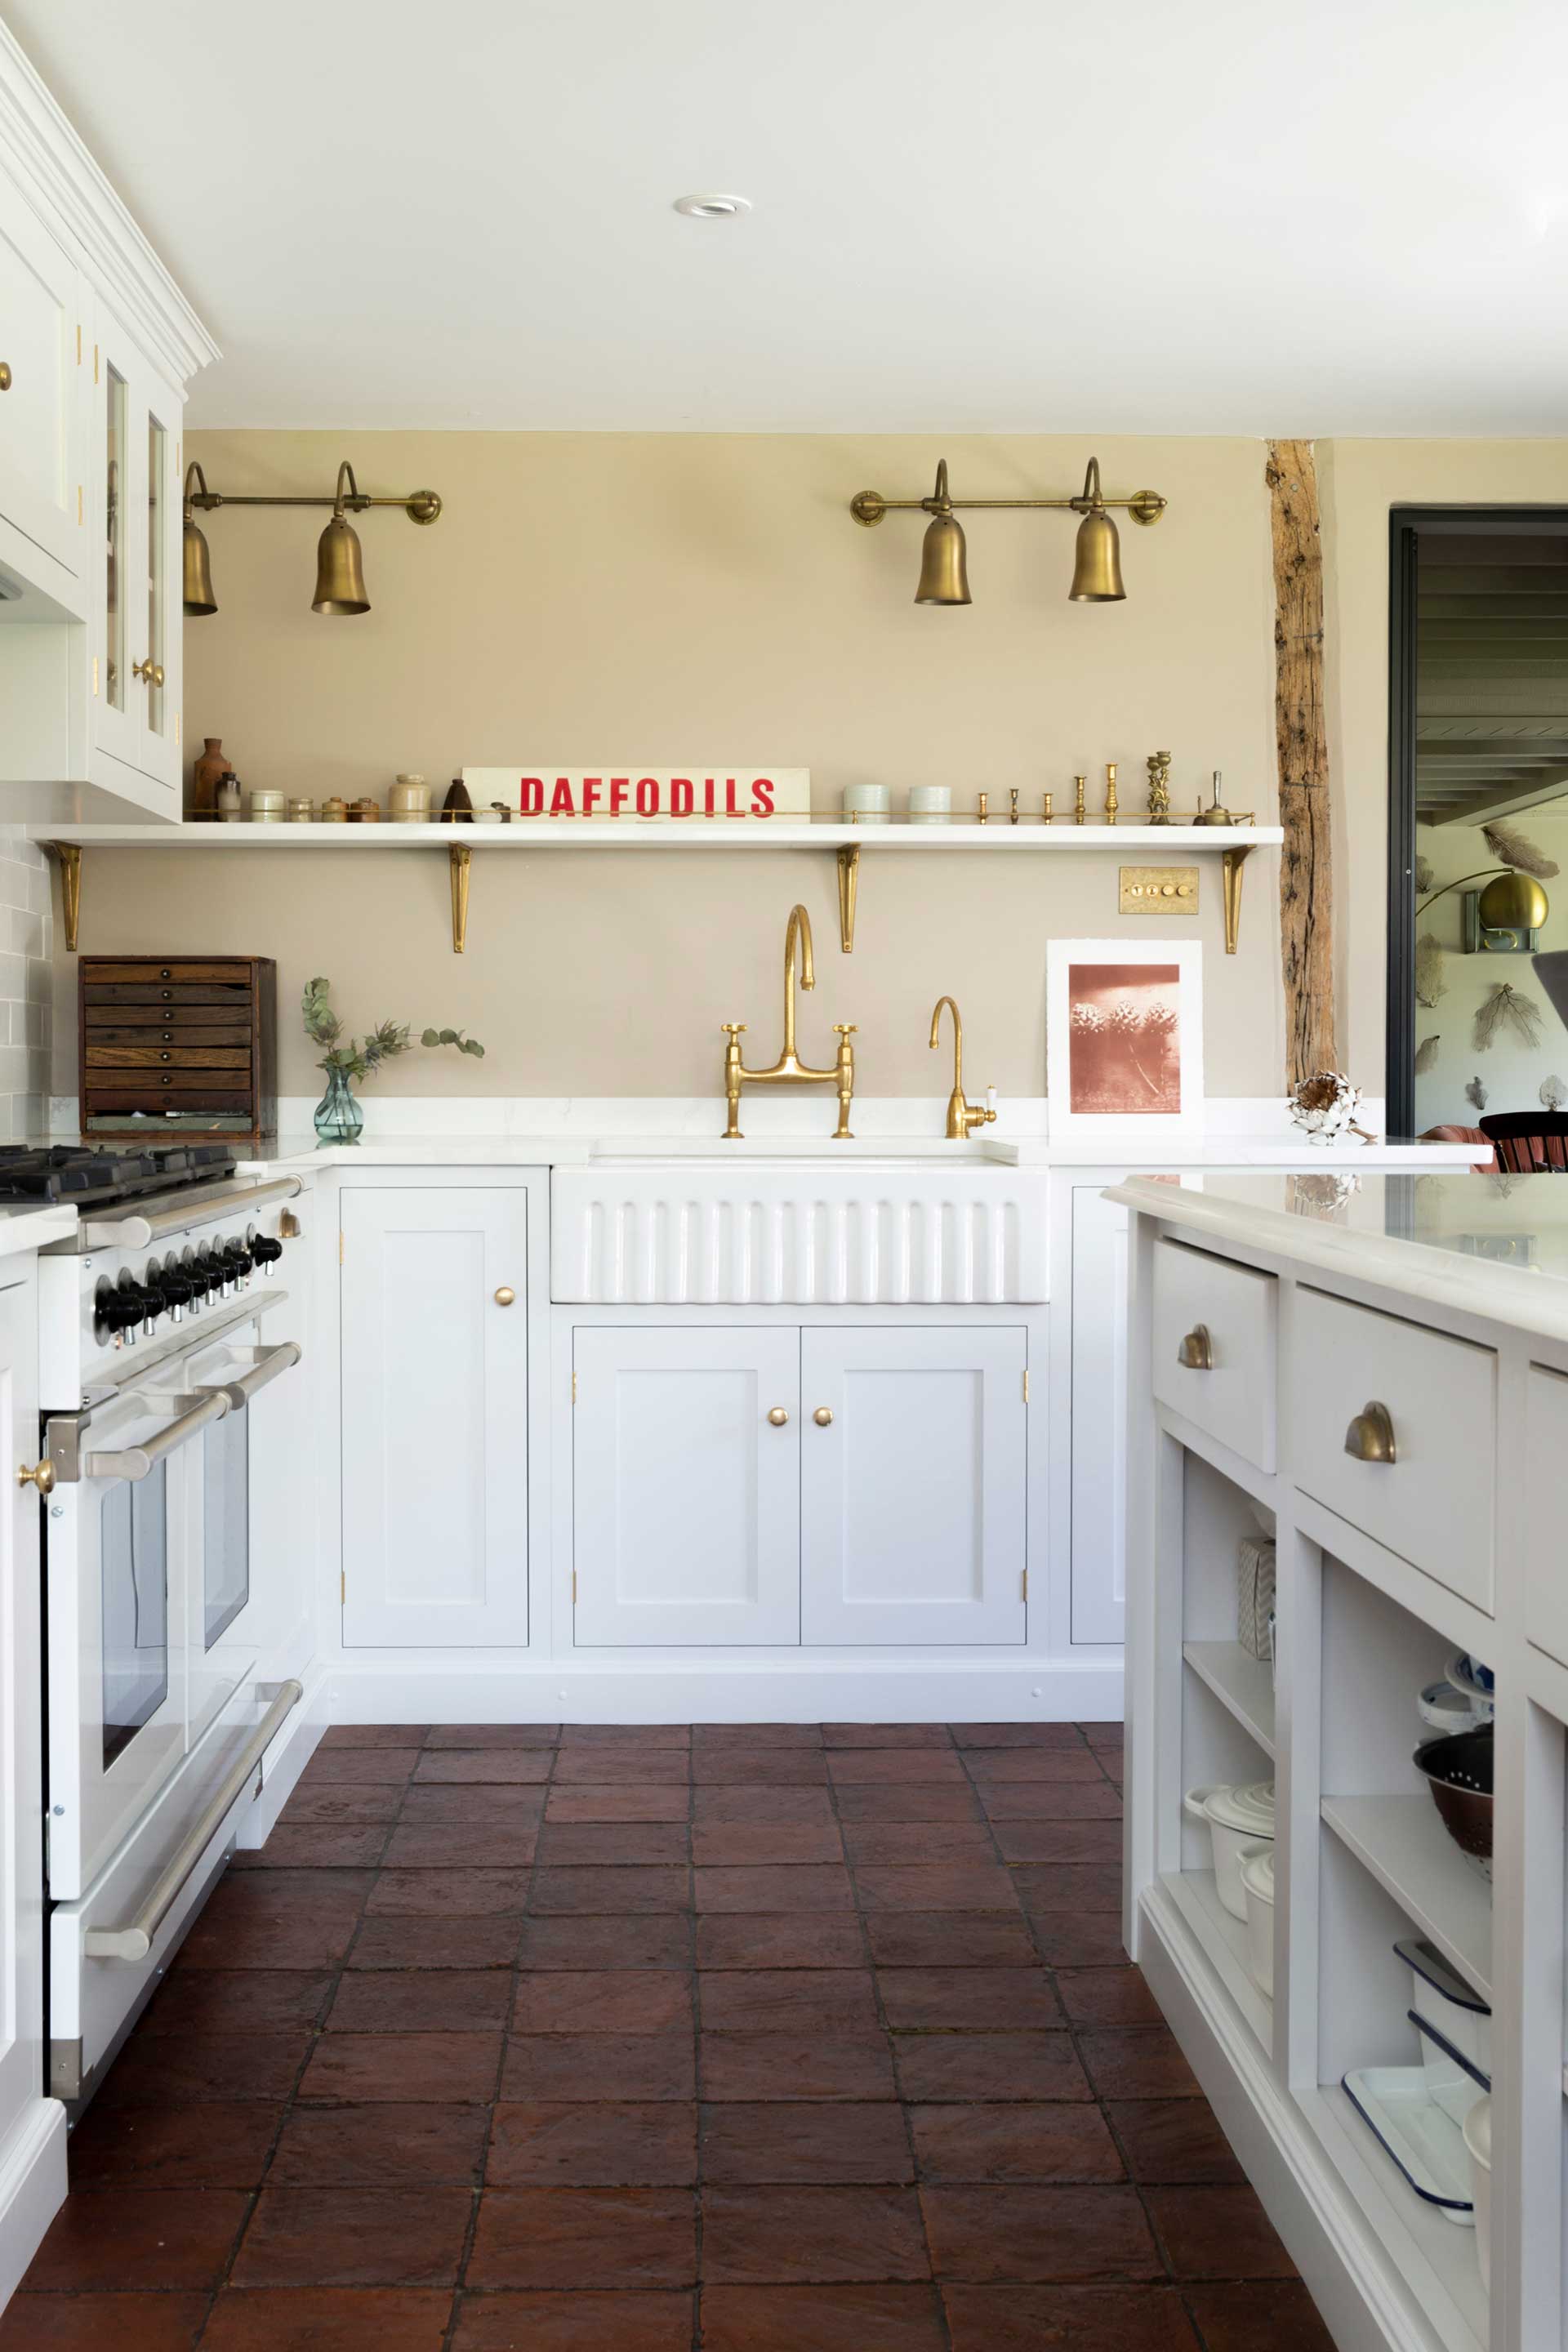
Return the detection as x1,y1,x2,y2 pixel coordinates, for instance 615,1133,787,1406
0,174,86,587
572,1327,801,1646
88,309,184,807
341,1188,529,1648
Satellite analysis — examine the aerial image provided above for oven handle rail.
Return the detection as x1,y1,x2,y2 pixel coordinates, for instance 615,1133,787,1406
47,1337,303,1481
80,1387,232,1480
195,1339,302,1413
82,1679,306,1962
78,1174,304,1251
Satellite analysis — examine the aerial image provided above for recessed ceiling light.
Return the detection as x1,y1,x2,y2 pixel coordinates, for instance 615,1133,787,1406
674,193,751,219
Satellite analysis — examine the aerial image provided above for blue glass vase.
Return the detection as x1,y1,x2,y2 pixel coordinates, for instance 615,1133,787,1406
314,1065,364,1146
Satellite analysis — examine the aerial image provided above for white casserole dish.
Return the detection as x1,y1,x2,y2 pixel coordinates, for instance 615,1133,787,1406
1183,1780,1276,1920
1239,1841,1275,1995
1396,1937,1491,2082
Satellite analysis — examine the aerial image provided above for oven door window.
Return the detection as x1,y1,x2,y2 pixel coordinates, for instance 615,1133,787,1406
203,1404,250,1648
100,1463,169,1769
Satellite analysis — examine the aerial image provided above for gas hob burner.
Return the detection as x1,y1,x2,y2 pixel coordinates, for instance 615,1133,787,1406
0,1143,237,1207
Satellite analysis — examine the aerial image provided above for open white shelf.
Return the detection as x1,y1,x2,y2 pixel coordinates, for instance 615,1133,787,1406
30,820,1285,851
1160,1868,1272,2051
1183,1639,1276,1758
1321,1796,1493,2003
1299,2086,1488,2352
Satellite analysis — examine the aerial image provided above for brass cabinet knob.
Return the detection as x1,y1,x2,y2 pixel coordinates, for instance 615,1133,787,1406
813,1407,834,1426
0,363,11,391
1176,1323,1213,1371
493,1285,516,1307
132,658,165,688
16,1459,54,1495
767,1406,790,1426
1344,1401,1396,1465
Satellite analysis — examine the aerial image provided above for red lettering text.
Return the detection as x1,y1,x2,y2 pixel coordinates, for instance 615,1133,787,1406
609,777,630,816
581,777,602,816
751,777,775,816
520,777,544,814
636,777,660,816
549,777,576,816
671,777,694,816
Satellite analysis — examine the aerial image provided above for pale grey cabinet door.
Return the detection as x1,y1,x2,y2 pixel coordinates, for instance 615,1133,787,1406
341,1189,529,1647
1071,1187,1129,1645
799,1326,1027,1646
572,1327,801,1646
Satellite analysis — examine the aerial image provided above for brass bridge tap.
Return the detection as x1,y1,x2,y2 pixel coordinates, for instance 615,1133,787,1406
723,905,856,1140
929,996,997,1140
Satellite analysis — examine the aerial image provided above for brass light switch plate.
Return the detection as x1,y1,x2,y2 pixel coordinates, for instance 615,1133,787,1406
1120,864,1198,915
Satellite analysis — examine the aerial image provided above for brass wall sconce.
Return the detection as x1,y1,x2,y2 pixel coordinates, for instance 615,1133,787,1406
182,459,442,617
849,456,1166,604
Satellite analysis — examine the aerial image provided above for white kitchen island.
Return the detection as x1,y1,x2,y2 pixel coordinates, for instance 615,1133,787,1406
1111,1167,1568,2352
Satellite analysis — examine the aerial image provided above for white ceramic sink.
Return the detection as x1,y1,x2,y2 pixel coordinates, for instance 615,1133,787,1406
590,1138,1016,1166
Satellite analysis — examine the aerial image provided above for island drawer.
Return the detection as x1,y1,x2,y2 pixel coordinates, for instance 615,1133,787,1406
1526,1364,1568,1666
1151,1236,1277,1471
1292,1286,1495,1611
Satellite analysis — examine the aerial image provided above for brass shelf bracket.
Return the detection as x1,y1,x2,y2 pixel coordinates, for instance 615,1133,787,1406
449,842,473,955
47,841,82,953
1221,843,1253,956
835,844,859,953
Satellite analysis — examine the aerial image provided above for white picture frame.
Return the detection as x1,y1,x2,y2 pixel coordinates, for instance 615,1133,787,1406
1046,938,1204,1143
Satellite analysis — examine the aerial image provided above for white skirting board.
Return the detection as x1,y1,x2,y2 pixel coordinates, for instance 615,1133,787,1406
0,2100,66,2311
319,1656,1124,1726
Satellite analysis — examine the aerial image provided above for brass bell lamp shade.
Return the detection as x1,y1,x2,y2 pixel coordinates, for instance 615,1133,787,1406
1068,460,1126,603
915,466,971,605
182,462,217,617
849,453,1164,605
313,462,371,615
1477,870,1549,933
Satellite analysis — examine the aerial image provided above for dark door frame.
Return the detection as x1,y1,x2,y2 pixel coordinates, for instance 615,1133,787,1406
1386,506,1568,1135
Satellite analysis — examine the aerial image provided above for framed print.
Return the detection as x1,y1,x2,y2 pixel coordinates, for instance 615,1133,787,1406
1046,938,1204,1143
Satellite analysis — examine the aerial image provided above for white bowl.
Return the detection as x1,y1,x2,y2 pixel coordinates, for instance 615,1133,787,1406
1183,1780,1276,1920
1239,1841,1275,1995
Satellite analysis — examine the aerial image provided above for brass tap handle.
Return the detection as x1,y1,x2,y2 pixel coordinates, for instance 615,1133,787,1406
813,1407,834,1427
722,1022,747,1035
1344,1401,1396,1464
767,1406,790,1427
16,1459,55,1495
1176,1324,1213,1371
833,1024,858,1036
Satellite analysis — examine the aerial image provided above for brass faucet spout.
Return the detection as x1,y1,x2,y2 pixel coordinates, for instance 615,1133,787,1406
929,994,996,1142
722,904,855,1140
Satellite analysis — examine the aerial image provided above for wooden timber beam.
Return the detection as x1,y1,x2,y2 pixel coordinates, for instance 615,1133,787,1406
1266,439,1337,1083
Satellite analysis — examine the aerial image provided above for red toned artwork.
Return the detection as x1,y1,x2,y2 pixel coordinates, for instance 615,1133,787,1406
1067,960,1182,1115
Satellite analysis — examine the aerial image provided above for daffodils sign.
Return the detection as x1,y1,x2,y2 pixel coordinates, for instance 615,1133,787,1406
462,768,811,823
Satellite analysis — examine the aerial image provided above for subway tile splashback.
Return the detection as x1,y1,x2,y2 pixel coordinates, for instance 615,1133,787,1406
0,832,51,1142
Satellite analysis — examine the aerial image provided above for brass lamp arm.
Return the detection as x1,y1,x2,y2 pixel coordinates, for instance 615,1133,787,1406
1415,868,1511,915
186,458,441,526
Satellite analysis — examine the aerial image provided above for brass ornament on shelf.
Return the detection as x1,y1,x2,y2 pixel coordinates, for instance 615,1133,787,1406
1073,776,1087,826
1103,764,1119,826
1146,750,1172,825
849,455,1165,605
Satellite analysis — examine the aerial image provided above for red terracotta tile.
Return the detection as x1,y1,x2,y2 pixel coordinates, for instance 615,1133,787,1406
234,1824,387,1870
695,1914,866,1970
502,2036,696,2101
875,1968,1061,2030
1080,1722,1124,1750
142,1969,332,2034
700,2034,897,2103
691,1749,829,1784
347,1916,523,1970
693,1723,823,1748
700,2284,947,2350
512,1970,693,2034
1027,1913,1131,1968
950,1724,1089,1748
488,2101,698,2185
863,1915,1037,1967
693,1866,853,1913
301,1748,421,1784
1107,2100,1246,2184
367,1869,531,1916
553,1751,690,1785
231,2189,470,2287
96,2032,307,2105
545,1785,692,1823
840,1821,995,1864
281,1784,403,1824
990,1820,1122,1865
177,1872,373,1971
467,2188,697,2289
425,1724,560,1747
270,2103,489,2185
893,2034,1091,2104
449,2292,694,2350
854,1864,1021,1913
414,1750,553,1784
1144,2185,1298,2278
399,1784,546,1824
827,1753,967,1784
964,1750,1106,1782
22,2189,249,2290
321,1725,432,1748
517,1915,691,1971
381,1823,538,1869
832,1783,984,1822
698,1969,879,2034
701,2184,929,2281
0,2294,207,2350
692,1820,844,1865
1010,1862,1123,1913
530,1866,691,1913
1183,2282,1337,2350
200,2291,456,2350
536,1823,690,1865
66,2099,283,2186
977,1780,1123,1819
908,2103,1123,2183
1076,2028,1202,2101
920,2184,1162,2282
326,1968,513,2032
822,1724,954,1748
1054,1967,1165,2027
942,2284,1201,2350
297,2029,501,2103
692,1784,837,1825
562,1725,692,1748
700,2102,912,2183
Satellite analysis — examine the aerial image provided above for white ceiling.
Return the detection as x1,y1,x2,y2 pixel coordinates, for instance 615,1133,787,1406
8,0,1568,434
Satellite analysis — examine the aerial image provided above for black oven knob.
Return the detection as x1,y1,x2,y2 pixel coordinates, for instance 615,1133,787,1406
251,1234,283,1274
154,1268,194,1323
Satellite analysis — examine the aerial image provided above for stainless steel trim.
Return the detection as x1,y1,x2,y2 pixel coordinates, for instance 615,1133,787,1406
194,1339,301,1412
49,2038,85,2100
78,1175,303,1251
82,1681,305,1961
79,1388,231,1481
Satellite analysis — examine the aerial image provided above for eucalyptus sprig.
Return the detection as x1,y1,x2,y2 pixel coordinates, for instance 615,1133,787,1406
302,977,484,1082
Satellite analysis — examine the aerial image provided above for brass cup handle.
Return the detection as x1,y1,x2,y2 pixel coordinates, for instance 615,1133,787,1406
493,1285,515,1307
813,1407,834,1427
0,363,11,391
1344,1401,1396,1465
1176,1323,1213,1371
16,1459,55,1495
767,1406,790,1426
132,659,165,688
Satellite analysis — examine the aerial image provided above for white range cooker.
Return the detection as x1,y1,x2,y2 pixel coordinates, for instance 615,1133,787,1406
3,1145,308,2104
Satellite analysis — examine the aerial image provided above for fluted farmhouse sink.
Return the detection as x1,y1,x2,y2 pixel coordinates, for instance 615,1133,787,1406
552,1153,1047,1303
590,1138,1016,1164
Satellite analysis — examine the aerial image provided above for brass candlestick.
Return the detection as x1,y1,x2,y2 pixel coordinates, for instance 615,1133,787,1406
1041,792,1054,825
1009,788,1020,825
1146,750,1172,825
1073,775,1087,826
977,791,989,824
1103,763,1119,826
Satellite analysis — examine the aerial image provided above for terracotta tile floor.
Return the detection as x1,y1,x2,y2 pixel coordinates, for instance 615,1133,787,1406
7,1721,1337,2350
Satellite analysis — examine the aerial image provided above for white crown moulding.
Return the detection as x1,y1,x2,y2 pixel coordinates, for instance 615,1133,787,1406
0,23,220,388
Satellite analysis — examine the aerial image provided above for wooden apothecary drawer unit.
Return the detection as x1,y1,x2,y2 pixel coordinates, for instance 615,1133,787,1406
1293,1285,1497,1612
77,956,276,1141
1151,1236,1278,1470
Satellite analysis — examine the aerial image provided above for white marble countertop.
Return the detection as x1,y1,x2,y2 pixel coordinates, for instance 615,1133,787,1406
1108,1167,1568,1346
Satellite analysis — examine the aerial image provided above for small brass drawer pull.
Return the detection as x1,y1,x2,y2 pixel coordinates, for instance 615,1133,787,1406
1344,1401,1396,1465
767,1406,790,1427
813,1406,834,1427
1176,1323,1213,1371
493,1285,515,1307
0,363,11,391
16,1459,54,1495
